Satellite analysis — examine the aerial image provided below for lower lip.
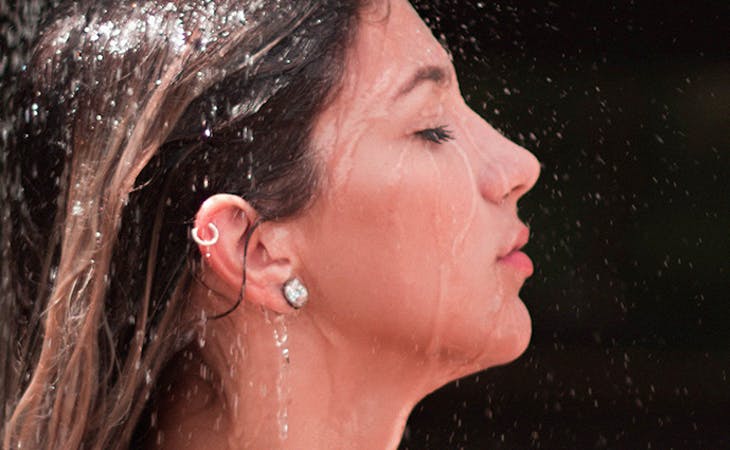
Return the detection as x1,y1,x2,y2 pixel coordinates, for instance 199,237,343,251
498,251,534,276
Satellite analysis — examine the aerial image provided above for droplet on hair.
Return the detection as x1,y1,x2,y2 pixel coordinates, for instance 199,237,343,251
71,200,83,216
198,309,207,348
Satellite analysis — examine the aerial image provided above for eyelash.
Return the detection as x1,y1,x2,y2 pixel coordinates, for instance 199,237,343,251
416,125,454,145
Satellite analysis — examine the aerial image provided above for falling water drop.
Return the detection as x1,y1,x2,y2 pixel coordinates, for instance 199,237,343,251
198,309,208,348
272,315,291,440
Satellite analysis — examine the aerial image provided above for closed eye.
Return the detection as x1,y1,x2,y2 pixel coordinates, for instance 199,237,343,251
416,125,454,144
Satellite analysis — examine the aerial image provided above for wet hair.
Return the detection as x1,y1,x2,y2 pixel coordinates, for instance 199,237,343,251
0,0,363,448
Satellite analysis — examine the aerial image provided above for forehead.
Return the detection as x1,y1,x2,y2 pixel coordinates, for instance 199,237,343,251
310,0,453,168
336,0,451,106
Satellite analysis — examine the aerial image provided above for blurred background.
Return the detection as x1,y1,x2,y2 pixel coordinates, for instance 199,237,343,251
3,0,728,448
402,1,729,448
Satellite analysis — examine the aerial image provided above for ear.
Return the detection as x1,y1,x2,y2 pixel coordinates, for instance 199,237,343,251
193,194,298,314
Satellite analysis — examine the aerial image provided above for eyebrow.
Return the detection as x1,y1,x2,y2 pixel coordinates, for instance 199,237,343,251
393,65,450,101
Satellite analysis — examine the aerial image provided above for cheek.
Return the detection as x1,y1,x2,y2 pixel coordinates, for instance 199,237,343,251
303,125,529,364
309,140,492,339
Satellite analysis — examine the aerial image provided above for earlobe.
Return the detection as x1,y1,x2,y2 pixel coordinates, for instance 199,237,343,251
192,194,302,314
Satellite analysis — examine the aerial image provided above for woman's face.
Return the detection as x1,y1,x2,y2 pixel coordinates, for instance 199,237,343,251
293,0,540,371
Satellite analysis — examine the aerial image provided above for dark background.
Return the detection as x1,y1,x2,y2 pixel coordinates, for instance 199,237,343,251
401,1,729,448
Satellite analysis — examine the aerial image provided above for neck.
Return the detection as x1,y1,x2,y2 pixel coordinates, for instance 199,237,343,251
155,303,444,450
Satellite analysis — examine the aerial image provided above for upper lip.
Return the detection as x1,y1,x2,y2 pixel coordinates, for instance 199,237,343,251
497,224,530,259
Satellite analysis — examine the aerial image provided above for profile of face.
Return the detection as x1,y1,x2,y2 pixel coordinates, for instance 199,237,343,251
286,0,541,375
1,1,542,448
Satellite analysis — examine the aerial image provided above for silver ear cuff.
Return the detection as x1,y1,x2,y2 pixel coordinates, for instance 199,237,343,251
191,223,219,246
192,223,219,257
282,278,308,309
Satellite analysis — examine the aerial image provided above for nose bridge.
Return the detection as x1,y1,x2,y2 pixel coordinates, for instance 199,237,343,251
464,108,541,204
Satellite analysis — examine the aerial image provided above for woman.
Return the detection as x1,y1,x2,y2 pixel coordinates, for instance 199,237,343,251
0,0,540,448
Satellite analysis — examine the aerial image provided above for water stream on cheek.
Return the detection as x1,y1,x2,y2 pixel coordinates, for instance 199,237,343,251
449,129,482,247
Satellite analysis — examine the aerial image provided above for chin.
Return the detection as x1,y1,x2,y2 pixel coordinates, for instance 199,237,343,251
460,296,532,373
496,297,532,364
426,295,532,386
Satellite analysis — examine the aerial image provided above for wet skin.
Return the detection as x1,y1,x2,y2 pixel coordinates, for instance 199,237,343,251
294,0,541,373
179,0,541,448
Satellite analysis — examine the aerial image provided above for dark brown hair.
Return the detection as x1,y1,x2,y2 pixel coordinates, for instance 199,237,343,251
0,0,362,448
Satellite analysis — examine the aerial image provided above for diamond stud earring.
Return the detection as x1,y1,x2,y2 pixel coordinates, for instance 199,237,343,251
282,278,308,309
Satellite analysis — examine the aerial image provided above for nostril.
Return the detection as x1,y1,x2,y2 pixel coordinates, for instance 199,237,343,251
501,182,528,204
504,183,523,200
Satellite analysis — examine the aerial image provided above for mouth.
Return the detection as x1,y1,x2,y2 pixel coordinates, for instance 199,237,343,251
497,225,533,276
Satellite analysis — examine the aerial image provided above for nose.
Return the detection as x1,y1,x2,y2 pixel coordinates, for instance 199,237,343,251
468,112,541,205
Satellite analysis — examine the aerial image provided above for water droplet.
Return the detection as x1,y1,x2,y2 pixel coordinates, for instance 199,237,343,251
71,200,83,216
